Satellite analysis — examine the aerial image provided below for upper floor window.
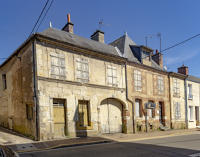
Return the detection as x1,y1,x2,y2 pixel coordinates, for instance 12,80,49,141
188,84,193,100
2,74,7,90
107,65,117,86
76,58,89,83
173,78,180,97
174,102,181,120
157,76,164,94
50,53,66,79
134,70,142,92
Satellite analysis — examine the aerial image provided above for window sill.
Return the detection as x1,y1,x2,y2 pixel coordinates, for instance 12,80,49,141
189,120,194,122
76,122,93,130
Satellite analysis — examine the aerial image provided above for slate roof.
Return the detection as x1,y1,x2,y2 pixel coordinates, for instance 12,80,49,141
39,28,120,57
187,75,200,83
110,33,162,70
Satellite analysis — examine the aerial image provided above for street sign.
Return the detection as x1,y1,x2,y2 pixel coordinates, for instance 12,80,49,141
145,102,156,109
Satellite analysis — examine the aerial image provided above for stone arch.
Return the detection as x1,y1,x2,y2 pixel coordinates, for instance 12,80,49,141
98,98,128,134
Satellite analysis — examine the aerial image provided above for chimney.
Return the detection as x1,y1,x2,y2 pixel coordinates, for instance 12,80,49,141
152,49,163,68
91,30,104,43
178,65,188,75
62,14,74,34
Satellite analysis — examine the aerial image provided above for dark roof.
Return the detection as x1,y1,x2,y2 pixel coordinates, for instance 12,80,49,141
110,33,162,70
187,75,200,83
39,28,120,57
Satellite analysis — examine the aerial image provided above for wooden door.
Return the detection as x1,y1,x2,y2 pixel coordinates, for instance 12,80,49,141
53,99,66,138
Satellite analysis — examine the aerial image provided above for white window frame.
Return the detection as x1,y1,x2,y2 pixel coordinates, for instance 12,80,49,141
188,84,193,99
158,76,164,94
174,102,181,120
189,106,193,121
76,58,89,83
107,65,117,86
173,78,180,96
50,53,66,79
134,70,142,92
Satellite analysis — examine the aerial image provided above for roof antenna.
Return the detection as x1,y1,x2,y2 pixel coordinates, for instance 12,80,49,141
98,19,110,30
49,21,52,28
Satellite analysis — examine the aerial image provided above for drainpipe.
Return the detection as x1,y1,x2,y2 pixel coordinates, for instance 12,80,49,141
32,39,40,141
168,73,172,129
184,77,188,129
125,62,136,133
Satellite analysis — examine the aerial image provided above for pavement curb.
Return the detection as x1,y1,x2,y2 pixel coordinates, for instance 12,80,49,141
12,139,112,154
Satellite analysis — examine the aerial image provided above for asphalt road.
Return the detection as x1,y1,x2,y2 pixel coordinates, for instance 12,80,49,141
20,134,200,157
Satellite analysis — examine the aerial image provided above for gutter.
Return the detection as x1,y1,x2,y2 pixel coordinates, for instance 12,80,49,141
184,77,188,129
168,73,172,129
32,39,40,140
125,62,135,133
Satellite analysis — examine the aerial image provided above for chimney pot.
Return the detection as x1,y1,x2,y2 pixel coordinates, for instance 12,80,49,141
62,13,74,34
152,51,163,68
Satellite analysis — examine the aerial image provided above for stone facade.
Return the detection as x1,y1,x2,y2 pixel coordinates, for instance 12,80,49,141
169,73,186,130
127,62,170,133
0,42,36,139
35,40,132,140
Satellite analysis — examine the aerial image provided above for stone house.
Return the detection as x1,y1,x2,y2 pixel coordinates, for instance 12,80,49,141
0,19,133,140
168,72,187,129
111,34,171,132
177,65,200,129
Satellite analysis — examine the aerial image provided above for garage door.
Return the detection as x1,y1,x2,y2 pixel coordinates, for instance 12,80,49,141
100,99,122,133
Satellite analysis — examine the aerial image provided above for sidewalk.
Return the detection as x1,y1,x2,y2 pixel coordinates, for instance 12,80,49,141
101,129,200,142
8,137,111,153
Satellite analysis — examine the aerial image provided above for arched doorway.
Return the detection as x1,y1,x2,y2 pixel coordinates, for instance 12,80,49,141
99,98,123,133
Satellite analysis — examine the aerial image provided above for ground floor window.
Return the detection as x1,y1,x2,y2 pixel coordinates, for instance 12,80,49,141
78,100,91,127
174,102,181,120
189,106,193,121
135,99,142,117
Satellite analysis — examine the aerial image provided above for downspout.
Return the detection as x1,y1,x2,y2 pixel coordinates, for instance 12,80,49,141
168,73,172,129
32,39,40,141
125,62,136,133
184,76,188,129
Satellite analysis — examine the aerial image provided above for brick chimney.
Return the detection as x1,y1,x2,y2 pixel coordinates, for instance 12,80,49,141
178,65,188,75
62,14,74,34
152,49,163,68
91,30,104,43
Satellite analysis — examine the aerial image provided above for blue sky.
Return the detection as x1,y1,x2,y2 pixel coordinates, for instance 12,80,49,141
1,0,200,76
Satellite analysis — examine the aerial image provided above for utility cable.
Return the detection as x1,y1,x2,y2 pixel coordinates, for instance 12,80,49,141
161,33,200,53
28,0,50,38
35,0,54,32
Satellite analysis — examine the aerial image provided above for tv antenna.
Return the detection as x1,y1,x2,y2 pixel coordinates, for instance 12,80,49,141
98,19,110,30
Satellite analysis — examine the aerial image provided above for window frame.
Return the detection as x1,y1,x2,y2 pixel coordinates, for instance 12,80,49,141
107,65,117,87
157,76,164,94
76,58,89,83
134,70,142,92
50,53,66,79
2,74,7,90
174,102,181,120
173,78,180,97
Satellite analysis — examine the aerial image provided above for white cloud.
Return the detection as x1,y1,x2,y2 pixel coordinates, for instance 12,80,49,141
164,50,199,65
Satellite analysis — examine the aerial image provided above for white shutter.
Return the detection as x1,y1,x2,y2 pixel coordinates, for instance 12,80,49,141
135,100,140,117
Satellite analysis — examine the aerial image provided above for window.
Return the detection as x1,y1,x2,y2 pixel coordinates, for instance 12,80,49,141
76,58,89,83
2,74,7,90
107,65,117,86
135,99,142,117
148,101,155,118
78,100,91,127
157,76,164,94
189,106,193,121
188,84,193,99
134,70,142,92
50,53,66,79
26,104,33,120
174,102,181,120
173,78,180,97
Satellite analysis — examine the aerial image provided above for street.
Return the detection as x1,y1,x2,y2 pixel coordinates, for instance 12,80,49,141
20,133,200,157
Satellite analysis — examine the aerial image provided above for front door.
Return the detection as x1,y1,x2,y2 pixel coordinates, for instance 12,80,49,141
53,99,66,138
159,102,164,125
195,106,199,126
